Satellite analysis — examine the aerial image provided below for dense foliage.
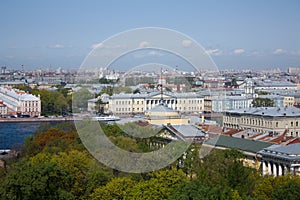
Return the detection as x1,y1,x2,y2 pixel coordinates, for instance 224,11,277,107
14,85,73,116
1,122,300,199
252,97,274,107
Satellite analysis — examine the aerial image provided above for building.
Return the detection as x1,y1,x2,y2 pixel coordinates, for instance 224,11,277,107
162,124,206,143
87,94,109,114
211,95,253,112
204,135,272,170
283,95,295,107
254,80,297,91
108,91,204,115
288,67,300,75
259,144,300,176
0,100,7,117
223,107,300,137
0,87,41,117
145,103,190,125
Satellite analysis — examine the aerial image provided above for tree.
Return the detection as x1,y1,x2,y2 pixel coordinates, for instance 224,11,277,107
133,88,140,94
32,89,70,116
125,168,187,200
254,176,300,200
169,179,233,200
91,177,136,200
231,78,238,87
272,180,300,200
0,161,74,200
72,88,93,112
252,98,274,107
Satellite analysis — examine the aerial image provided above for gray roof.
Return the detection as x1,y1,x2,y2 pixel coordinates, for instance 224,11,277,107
110,91,203,99
256,80,296,87
206,135,273,153
264,143,300,155
225,106,300,117
0,87,39,101
170,125,205,137
145,103,179,113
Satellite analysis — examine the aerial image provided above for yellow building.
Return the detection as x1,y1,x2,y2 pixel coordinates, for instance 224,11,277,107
145,103,190,125
223,107,300,137
283,95,295,107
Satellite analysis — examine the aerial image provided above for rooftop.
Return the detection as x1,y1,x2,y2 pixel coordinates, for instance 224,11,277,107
264,143,300,155
0,87,39,101
206,135,273,153
225,106,300,117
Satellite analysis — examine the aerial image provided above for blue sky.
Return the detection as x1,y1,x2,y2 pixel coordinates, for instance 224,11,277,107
0,0,299,70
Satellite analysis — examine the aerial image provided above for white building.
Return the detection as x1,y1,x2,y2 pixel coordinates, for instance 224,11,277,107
259,144,300,176
0,100,7,116
0,87,41,117
108,91,204,115
255,80,297,91
211,95,253,112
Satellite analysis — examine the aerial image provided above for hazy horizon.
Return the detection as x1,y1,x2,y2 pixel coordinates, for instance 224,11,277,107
1,0,299,71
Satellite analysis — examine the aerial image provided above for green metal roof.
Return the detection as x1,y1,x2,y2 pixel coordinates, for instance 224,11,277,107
206,135,273,153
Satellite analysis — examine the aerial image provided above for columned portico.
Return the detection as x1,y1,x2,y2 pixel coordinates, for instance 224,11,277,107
258,144,300,177
268,162,272,176
273,163,277,177
262,161,267,176
278,164,283,176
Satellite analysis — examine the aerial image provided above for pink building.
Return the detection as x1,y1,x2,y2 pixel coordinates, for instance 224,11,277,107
0,87,41,117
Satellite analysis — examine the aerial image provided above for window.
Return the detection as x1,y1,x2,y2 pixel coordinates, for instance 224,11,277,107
291,122,294,127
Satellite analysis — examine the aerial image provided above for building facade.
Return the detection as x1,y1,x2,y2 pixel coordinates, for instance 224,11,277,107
108,92,204,115
0,87,41,117
0,100,7,117
223,107,300,137
259,144,300,176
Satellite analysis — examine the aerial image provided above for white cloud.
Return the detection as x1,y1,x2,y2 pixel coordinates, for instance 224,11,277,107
139,41,150,48
233,49,245,55
47,44,65,49
4,55,14,59
291,50,300,55
182,40,192,47
148,50,164,56
90,43,104,49
273,48,287,55
205,49,222,56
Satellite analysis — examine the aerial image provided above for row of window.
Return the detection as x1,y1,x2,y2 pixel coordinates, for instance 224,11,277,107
225,117,300,128
24,108,39,112
24,101,39,107
114,99,203,105
115,100,144,105
115,107,144,112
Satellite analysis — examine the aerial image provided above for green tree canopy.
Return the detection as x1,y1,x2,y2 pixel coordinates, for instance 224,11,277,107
252,97,274,107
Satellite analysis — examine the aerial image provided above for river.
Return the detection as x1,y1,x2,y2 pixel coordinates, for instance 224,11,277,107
0,122,61,150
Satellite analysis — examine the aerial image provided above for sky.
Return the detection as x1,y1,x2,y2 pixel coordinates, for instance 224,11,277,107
0,0,299,71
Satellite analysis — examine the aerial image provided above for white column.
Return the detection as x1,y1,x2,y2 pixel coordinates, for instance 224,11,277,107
262,161,267,176
278,165,283,176
273,163,277,177
284,165,288,175
290,167,294,175
268,162,272,175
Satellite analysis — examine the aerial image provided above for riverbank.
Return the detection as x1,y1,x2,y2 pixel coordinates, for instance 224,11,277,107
0,117,76,123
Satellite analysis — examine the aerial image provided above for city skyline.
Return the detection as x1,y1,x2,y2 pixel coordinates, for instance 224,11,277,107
0,0,300,70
